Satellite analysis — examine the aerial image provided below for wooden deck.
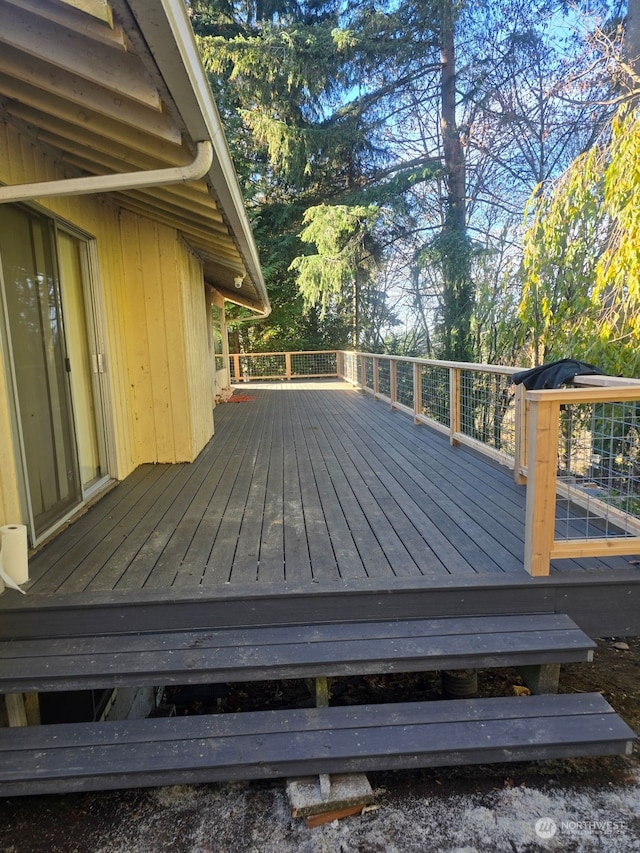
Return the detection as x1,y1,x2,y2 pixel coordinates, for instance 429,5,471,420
3,380,640,638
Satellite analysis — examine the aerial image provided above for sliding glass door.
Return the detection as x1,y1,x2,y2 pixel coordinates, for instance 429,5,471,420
0,205,107,541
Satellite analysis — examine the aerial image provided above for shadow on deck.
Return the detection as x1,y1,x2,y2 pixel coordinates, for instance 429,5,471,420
2,380,640,638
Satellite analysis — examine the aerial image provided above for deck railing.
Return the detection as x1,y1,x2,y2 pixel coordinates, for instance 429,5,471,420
230,350,338,381
230,349,640,576
524,375,640,576
339,351,522,469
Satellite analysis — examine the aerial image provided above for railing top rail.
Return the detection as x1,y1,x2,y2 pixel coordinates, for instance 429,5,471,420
231,350,339,357
526,385,640,404
231,350,640,388
341,350,523,376
572,375,640,388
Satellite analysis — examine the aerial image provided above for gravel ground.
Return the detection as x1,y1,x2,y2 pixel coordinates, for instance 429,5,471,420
1,766,639,853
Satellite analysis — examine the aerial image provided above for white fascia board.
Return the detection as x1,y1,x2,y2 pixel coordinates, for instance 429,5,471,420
123,0,270,316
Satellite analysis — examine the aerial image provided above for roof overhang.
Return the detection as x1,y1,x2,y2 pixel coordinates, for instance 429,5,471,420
0,0,270,315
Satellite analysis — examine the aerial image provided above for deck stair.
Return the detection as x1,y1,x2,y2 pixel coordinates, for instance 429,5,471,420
0,612,635,796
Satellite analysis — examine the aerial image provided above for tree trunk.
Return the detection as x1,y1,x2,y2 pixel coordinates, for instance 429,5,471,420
626,0,640,90
440,0,473,361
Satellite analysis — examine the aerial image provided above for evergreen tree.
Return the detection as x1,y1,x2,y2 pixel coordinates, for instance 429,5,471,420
191,0,627,366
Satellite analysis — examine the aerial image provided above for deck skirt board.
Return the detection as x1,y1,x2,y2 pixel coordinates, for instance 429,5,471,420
0,693,633,796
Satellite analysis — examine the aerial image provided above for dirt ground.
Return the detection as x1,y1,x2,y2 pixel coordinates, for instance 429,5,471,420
1,637,640,852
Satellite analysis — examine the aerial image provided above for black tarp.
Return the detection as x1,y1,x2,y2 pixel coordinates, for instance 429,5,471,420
512,358,606,390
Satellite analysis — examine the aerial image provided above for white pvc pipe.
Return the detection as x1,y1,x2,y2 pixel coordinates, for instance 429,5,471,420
0,140,213,203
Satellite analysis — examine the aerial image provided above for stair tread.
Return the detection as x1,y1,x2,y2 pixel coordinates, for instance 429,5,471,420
0,614,595,692
0,693,634,796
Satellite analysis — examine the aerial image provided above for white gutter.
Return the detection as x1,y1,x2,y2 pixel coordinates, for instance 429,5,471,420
0,141,213,203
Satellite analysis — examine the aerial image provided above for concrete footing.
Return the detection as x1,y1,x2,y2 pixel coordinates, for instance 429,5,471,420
286,773,375,827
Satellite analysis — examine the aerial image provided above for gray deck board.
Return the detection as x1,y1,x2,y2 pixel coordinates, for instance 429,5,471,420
22,380,639,598
0,614,595,692
280,389,313,584
0,694,633,796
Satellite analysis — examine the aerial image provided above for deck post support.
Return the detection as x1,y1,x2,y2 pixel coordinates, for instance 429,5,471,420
449,367,461,446
373,357,379,398
232,353,241,382
314,677,332,800
524,394,560,577
315,676,330,708
285,352,292,380
5,693,28,727
518,664,561,695
308,676,373,816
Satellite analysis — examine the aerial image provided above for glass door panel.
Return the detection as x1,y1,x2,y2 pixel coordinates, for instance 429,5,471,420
0,206,82,537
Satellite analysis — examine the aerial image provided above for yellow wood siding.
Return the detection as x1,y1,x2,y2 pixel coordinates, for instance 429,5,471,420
120,215,212,463
0,119,215,527
0,345,22,526
181,244,214,454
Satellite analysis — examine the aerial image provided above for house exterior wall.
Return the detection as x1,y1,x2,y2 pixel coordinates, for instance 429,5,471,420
0,119,215,529
0,344,22,524
118,211,212,464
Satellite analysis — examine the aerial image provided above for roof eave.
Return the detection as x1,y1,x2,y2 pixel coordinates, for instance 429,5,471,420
121,0,270,317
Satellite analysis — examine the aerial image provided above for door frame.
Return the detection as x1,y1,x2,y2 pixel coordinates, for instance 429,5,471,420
56,222,115,502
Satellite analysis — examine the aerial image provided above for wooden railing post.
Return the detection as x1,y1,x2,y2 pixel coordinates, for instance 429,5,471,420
524,395,560,577
373,357,379,397
413,361,422,424
449,367,461,446
285,352,292,380
390,359,397,407
233,353,241,382
513,383,527,485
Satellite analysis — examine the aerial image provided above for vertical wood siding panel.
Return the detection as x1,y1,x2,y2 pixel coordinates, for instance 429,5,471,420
96,203,136,477
143,219,175,462
0,346,22,526
119,212,156,462
181,244,212,455
162,235,192,461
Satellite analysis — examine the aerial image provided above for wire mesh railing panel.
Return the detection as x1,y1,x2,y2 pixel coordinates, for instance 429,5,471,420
555,401,640,540
377,358,391,398
341,351,357,383
419,365,450,427
362,355,374,391
395,360,414,409
290,351,337,376
240,353,287,378
459,370,516,459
